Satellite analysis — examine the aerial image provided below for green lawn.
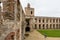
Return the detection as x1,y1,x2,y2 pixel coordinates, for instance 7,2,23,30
37,29,60,37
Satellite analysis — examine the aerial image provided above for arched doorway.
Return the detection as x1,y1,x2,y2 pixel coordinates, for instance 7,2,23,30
5,32,15,40
25,27,30,32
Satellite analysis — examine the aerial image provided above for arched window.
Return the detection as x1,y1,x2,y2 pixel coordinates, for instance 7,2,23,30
50,19,51,23
46,19,48,23
39,24,41,29
35,18,37,22
56,19,58,23
43,19,44,23
25,27,30,32
43,24,45,29
53,19,55,23
53,24,55,29
31,11,32,14
46,24,48,29
39,19,41,23
56,24,58,29
50,24,52,29
59,24,60,29
35,24,37,29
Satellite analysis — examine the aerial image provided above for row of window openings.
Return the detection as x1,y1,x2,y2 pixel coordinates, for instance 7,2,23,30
35,19,60,23
35,24,60,29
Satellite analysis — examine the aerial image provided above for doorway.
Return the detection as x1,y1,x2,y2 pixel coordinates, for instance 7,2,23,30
25,27,30,32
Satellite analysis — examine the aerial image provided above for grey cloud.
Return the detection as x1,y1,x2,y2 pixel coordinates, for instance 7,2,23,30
20,0,60,17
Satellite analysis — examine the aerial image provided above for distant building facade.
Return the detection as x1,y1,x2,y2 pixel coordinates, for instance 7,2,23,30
34,17,60,29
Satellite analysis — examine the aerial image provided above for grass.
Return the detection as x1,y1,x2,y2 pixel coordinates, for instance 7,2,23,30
37,29,60,37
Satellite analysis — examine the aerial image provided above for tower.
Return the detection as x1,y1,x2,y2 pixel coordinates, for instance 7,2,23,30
25,3,34,16
25,3,34,33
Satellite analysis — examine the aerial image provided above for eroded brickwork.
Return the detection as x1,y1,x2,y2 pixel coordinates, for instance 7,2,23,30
0,0,25,40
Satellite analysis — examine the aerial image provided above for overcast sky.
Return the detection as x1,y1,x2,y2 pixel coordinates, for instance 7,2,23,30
20,0,60,17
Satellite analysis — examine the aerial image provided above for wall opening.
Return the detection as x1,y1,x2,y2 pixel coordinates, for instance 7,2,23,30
39,24,41,29
25,27,30,32
26,19,30,26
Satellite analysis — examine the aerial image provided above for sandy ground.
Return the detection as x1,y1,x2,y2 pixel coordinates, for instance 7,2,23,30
46,37,60,40
24,30,60,40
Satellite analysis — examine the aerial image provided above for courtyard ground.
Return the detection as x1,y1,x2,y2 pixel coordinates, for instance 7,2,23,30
24,30,60,40
38,29,60,37
24,30,44,40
